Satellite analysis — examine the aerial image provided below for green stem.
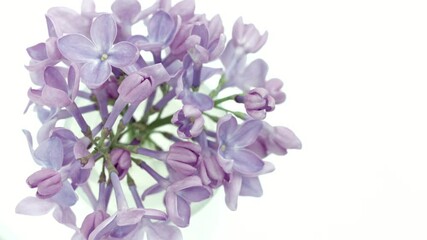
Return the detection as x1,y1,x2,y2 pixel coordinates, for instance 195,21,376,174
215,106,246,120
214,95,238,106
146,115,173,130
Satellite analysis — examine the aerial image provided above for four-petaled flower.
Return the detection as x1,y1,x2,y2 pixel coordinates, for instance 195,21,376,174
58,14,139,88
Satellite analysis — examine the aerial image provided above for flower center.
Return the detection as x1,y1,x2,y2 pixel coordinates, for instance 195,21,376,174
220,144,226,152
100,53,109,61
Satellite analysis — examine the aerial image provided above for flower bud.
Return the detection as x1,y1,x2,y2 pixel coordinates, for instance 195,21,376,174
172,105,204,138
27,168,62,199
110,148,132,179
244,87,275,119
167,142,201,175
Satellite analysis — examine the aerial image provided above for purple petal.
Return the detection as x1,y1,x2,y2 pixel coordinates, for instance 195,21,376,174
217,114,237,142
22,130,34,154
34,137,64,169
67,65,80,101
208,15,224,41
224,174,242,211
237,59,268,90
209,34,226,60
239,177,263,197
116,209,145,226
91,14,117,52
88,215,117,240
42,85,71,107
15,197,55,216
141,209,168,221
58,34,98,62
107,42,139,67
53,206,77,229
81,61,111,89
139,63,171,86
220,41,236,67
27,43,48,61
51,181,78,207
229,149,264,174
191,24,209,48
182,92,213,111
170,0,195,21
111,0,141,24
165,193,190,227
148,11,175,44
37,118,57,144
44,67,67,92
228,119,263,147
45,15,59,38
146,222,183,240
27,88,44,106
47,7,92,36
179,186,211,202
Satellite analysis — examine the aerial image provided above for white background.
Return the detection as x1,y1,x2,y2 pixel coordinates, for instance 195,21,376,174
1,0,427,239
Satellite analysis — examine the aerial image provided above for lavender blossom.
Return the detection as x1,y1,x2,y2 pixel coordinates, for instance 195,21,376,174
165,176,212,227
129,10,179,57
58,14,139,88
217,115,264,175
28,66,79,108
19,1,301,239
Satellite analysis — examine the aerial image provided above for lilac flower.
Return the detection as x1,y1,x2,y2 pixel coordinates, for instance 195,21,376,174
216,115,264,174
165,175,212,227
243,87,275,120
231,17,268,54
265,78,286,104
224,162,275,210
172,105,204,138
28,66,79,109
266,125,302,155
23,131,78,206
26,38,62,85
187,16,225,67
248,122,302,157
166,141,201,175
221,44,268,90
58,14,139,88
21,1,301,239
129,10,179,56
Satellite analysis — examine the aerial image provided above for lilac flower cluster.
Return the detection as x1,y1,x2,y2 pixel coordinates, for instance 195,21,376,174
17,0,301,239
